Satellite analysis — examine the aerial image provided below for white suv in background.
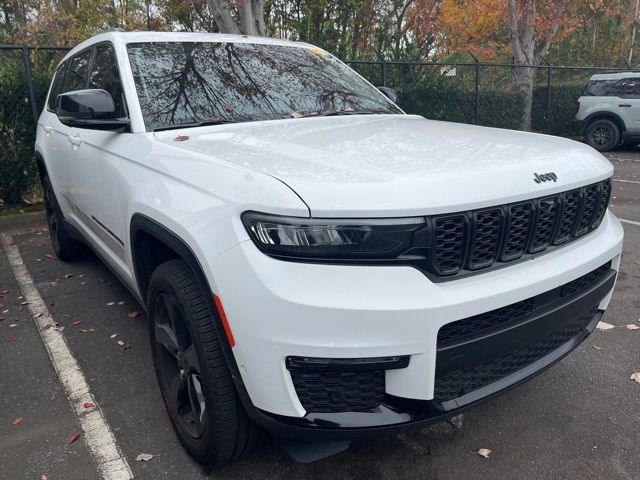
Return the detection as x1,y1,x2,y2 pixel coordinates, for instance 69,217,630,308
575,71,640,151
36,31,623,466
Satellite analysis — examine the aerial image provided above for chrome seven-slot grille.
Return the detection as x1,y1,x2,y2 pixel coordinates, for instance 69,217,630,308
431,178,611,277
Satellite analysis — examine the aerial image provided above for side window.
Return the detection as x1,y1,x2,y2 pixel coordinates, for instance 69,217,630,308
88,45,127,118
618,78,640,98
47,62,68,111
64,50,92,92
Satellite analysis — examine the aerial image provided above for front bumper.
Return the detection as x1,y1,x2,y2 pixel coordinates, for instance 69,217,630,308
206,211,623,439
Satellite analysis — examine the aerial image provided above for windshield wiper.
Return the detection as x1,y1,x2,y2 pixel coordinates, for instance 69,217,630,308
299,109,391,118
153,118,238,132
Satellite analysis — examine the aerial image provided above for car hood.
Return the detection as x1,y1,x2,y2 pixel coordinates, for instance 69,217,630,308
154,115,613,217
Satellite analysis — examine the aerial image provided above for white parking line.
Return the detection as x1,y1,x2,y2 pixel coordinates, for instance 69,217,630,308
613,178,640,185
620,218,640,226
1,235,134,480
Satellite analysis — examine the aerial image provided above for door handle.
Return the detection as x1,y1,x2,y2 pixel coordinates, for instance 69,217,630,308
68,134,82,146
43,125,53,133
619,104,632,107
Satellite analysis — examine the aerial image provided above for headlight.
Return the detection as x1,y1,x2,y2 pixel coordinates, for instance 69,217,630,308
241,212,426,261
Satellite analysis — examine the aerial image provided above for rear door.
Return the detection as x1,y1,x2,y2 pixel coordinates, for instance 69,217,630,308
615,78,640,132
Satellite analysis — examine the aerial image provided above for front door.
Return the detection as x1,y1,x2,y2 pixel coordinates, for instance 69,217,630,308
68,43,132,266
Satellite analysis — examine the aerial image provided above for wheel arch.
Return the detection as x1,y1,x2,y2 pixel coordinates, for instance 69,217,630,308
129,213,260,420
583,111,626,134
129,213,205,307
35,152,48,182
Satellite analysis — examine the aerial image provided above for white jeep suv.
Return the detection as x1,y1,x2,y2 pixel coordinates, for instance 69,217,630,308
575,71,640,151
36,31,623,466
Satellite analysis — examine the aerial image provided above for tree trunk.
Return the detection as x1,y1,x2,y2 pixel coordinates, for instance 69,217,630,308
238,0,256,35
629,0,639,66
513,66,535,131
206,0,240,34
507,0,560,131
253,0,269,36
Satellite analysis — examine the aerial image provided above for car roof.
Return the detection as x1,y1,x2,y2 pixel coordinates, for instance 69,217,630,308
60,31,319,63
588,71,640,81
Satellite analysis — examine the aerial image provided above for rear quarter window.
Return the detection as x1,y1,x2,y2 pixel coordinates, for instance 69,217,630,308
583,79,620,97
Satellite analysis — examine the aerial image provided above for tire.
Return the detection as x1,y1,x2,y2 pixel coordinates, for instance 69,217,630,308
585,119,620,152
42,175,85,261
148,259,260,467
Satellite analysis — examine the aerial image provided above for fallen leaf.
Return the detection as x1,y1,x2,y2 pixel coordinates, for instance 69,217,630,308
20,301,28,305
67,432,80,445
110,334,118,339
83,402,95,409
77,329,88,333
33,313,42,318
0,317,3,321
79,274,85,278
117,340,125,346
290,111,302,118
118,301,125,306
106,302,115,306
40,475,47,480
9,324,17,327
18,305,24,312
476,448,492,458
631,372,640,384
64,273,73,278
596,321,615,331
224,103,233,112
6,336,16,343
45,254,53,259
626,324,639,331
11,417,22,425
88,328,96,333
127,311,142,319
72,320,82,325
173,135,190,142
135,453,154,462
592,344,602,351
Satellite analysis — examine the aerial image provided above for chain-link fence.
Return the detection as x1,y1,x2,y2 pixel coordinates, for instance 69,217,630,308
1,45,70,207
0,45,634,208
346,59,633,136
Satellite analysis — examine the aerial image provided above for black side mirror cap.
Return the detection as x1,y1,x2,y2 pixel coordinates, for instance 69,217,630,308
377,86,398,103
56,89,129,131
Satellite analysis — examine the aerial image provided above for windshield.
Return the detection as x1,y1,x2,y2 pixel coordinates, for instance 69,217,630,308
126,41,401,131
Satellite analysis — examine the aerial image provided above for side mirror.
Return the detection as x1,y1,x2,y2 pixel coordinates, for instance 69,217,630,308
56,89,129,131
377,86,398,103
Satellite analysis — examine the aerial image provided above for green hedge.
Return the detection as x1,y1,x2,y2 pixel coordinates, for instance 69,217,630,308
0,55,54,205
399,82,585,136
0,59,37,205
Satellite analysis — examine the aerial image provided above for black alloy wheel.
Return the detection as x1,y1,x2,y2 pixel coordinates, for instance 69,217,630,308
148,259,260,466
153,292,207,439
585,119,620,152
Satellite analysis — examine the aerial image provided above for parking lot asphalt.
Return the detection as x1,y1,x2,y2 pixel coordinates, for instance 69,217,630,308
1,150,639,480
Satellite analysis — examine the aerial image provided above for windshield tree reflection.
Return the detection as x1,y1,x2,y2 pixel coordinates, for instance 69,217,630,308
127,42,402,131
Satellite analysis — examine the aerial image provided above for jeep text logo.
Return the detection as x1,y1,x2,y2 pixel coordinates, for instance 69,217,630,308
533,172,557,183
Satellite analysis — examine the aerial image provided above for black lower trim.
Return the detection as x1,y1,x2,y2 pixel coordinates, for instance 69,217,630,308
91,215,125,246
